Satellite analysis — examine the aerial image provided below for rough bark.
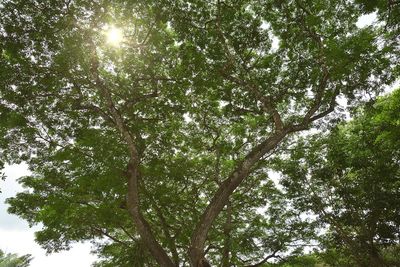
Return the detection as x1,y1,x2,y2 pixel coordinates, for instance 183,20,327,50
126,162,176,267
189,130,287,266
153,200,180,267
366,246,388,267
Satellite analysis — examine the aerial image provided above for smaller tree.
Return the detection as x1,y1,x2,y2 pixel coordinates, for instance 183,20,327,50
0,249,32,267
273,89,400,267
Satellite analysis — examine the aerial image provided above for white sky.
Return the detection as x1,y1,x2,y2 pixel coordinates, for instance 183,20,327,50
0,12,390,267
356,12,377,28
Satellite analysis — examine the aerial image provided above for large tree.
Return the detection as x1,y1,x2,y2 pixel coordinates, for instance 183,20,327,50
273,89,400,267
0,0,399,266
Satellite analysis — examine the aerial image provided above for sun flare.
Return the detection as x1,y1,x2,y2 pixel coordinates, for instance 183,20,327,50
106,26,123,46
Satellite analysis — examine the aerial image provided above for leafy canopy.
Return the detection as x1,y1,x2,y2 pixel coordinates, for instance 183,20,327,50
0,0,399,266
273,89,400,266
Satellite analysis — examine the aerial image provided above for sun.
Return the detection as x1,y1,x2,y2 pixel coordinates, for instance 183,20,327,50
106,26,123,46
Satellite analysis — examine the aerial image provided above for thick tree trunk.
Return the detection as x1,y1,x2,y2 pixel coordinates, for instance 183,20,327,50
189,130,287,266
368,256,387,267
366,246,388,267
127,161,176,267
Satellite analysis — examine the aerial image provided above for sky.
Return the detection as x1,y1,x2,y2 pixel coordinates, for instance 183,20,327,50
0,11,390,267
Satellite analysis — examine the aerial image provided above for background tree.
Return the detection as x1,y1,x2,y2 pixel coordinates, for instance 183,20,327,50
0,249,32,267
1,0,399,266
273,89,400,267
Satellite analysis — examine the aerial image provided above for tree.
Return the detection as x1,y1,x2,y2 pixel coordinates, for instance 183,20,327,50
273,89,400,267
0,0,399,266
0,249,31,267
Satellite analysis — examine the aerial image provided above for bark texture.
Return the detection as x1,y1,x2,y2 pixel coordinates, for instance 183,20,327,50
189,130,287,266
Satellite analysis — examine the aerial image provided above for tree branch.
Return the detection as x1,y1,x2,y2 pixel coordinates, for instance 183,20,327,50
214,0,283,131
93,227,131,248
149,196,180,267
88,41,175,267
189,130,287,265
244,247,281,267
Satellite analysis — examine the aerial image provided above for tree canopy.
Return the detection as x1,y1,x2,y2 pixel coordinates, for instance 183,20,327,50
273,89,400,266
0,0,399,266
0,249,31,267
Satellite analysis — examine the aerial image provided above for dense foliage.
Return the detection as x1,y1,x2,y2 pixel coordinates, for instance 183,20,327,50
274,89,400,266
0,0,399,266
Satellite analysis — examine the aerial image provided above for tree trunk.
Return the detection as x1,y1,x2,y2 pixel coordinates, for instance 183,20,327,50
127,161,176,267
367,246,387,267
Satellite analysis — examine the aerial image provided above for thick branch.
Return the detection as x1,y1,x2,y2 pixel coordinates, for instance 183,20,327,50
309,90,337,121
302,70,329,122
126,160,175,267
151,198,180,267
189,83,338,265
123,89,159,110
189,130,287,266
88,43,175,267
289,88,339,133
